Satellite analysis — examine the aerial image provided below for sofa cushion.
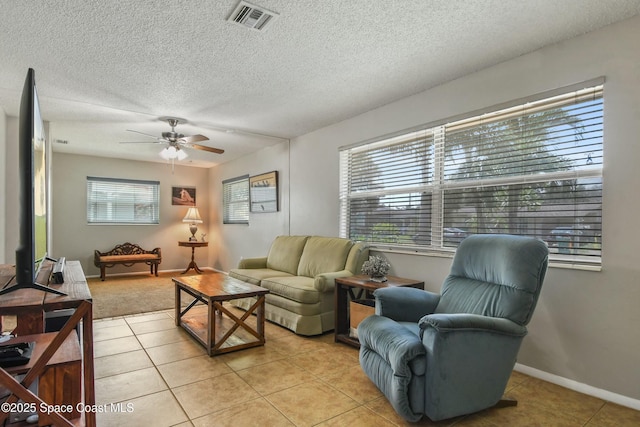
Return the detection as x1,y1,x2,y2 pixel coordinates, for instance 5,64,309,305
260,276,321,304
265,294,325,316
229,268,293,286
98,254,160,263
297,237,353,278
266,235,309,275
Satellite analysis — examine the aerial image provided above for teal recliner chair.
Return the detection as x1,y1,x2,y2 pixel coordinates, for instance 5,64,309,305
357,234,548,422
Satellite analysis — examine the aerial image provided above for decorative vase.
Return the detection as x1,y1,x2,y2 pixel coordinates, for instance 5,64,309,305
361,255,391,283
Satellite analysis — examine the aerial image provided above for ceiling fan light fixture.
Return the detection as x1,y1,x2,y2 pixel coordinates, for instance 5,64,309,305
160,146,175,159
160,146,187,160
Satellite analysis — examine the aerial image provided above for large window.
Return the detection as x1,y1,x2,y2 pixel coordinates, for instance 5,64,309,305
87,177,160,224
340,82,604,266
223,175,250,224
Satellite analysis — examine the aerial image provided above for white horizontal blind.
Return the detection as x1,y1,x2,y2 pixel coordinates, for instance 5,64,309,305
339,83,604,265
442,86,603,263
87,177,160,224
340,130,434,247
223,175,249,224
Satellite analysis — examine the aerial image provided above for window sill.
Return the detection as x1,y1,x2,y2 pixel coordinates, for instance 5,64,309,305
547,261,601,272
371,246,601,271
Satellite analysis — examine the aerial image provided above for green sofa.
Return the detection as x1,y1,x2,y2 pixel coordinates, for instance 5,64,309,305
229,235,369,336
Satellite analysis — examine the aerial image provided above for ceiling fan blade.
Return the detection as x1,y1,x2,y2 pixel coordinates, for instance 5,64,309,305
126,129,160,139
190,143,225,154
179,134,209,144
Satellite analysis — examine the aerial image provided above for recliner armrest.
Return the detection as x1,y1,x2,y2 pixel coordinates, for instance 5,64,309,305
358,315,426,376
374,287,440,323
237,257,268,269
419,313,527,337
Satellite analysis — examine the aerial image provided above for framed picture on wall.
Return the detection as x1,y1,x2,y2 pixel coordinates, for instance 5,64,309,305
172,186,196,206
250,171,278,213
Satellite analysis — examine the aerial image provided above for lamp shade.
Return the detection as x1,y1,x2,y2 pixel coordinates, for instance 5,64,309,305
182,207,203,223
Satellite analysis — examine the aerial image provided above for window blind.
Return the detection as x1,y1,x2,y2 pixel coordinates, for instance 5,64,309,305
223,175,249,224
340,83,604,265
87,177,160,224
340,130,435,246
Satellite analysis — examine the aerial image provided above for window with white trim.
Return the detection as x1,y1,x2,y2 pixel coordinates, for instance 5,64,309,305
223,175,250,224
87,177,160,224
340,83,604,266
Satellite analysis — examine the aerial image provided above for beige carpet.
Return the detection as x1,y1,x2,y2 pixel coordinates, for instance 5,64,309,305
87,270,216,319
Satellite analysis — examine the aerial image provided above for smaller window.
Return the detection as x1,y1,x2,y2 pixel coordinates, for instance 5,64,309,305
87,177,160,224
223,175,250,224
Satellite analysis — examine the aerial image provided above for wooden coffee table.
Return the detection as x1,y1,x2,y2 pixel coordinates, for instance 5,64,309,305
173,273,269,356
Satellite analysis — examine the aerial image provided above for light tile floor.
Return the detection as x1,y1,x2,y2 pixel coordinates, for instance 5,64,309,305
93,309,640,426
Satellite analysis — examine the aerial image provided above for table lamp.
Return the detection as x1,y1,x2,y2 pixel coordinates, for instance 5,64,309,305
183,207,203,242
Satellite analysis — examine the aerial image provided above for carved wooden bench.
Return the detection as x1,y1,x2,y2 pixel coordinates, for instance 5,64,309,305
94,242,161,281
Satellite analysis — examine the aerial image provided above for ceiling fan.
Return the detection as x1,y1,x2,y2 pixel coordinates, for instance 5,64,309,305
121,117,224,161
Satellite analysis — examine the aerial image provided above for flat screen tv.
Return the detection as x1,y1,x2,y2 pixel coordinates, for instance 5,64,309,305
0,68,64,296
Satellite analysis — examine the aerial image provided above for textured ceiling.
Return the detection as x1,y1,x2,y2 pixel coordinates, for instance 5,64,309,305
1,0,639,167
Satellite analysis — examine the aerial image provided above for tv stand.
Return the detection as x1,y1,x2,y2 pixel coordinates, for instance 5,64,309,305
0,259,67,296
0,261,95,427
0,281,66,296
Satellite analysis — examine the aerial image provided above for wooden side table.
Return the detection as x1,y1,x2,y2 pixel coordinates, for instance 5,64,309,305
178,241,208,274
335,274,424,348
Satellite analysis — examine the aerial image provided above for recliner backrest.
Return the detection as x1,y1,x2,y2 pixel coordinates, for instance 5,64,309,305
435,234,548,326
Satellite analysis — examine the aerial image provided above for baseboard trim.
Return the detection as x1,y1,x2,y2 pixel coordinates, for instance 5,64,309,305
514,363,640,411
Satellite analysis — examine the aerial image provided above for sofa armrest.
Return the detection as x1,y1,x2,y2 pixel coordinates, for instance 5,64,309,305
314,270,353,292
238,257,268,269
374,287,440,323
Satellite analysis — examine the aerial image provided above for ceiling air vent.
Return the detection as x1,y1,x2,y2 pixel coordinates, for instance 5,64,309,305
227,1,279,31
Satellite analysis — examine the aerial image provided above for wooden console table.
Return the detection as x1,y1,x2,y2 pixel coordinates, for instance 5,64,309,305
0,261,95,427
178,241,208,274
334,274,424,348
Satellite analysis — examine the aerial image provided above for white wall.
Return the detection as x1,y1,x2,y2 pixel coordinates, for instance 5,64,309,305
207,141,290,271
213,15,640,404
52,153,211,276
